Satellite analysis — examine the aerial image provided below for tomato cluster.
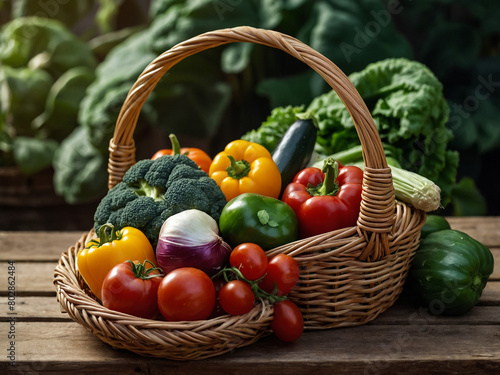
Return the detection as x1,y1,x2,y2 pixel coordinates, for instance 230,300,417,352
214,243,304,342
101,243,304,342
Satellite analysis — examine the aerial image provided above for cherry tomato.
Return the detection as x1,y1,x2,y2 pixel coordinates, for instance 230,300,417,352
218,280,255,315
157,267,215,321
259,254,299,296
271,300,304,342
101,260,163,319
230,243,268,281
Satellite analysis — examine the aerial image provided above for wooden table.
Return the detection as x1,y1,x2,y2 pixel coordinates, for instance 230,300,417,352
1,217,499,374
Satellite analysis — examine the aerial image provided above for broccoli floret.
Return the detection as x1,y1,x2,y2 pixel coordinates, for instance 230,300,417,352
123,159,155,183
144,154,198,187
165,164,208,190
116,196,163,230
164,177,226,221
110,182,136,209
93,154,226,248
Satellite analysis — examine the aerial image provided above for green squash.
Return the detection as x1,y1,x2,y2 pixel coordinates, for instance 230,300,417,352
420,215,451,239
408,229,494,316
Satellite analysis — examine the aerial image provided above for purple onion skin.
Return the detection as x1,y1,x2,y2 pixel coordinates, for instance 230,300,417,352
156,237,232,276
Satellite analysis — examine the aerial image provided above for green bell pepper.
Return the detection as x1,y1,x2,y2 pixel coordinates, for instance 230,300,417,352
219,193,299,250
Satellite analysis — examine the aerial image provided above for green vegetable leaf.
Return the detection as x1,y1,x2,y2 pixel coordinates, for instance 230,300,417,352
0,66,54,136
450,177,487,216
301,0,413,75
12,1,95,30
257,71,316,108
307,58,456,206
53,126,108,204
257,209,279,227
268,220,279,228
32,66,95,141
221,43,254,74
0,17,96,75
420,22,481,79
12,136,58,175
258,209,270,225
78,30,156,151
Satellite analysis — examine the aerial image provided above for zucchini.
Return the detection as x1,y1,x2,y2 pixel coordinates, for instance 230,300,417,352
271,116,317,196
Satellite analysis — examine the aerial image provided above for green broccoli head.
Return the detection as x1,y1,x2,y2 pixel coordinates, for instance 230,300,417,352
94,154,226,248
165,176,226,221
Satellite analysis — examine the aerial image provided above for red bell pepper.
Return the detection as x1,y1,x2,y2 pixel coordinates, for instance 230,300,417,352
282,158,363,238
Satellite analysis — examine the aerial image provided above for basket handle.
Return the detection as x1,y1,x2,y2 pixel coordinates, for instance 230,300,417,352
108,26,395,260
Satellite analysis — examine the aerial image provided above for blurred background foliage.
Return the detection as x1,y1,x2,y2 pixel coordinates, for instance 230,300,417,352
1,0,499,220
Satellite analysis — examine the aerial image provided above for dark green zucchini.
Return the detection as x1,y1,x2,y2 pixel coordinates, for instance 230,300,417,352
272,117,317,196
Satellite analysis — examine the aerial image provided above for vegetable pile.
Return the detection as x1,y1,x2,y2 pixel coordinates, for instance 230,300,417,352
76,54,494,351
93,153,226,247
83,135,323,342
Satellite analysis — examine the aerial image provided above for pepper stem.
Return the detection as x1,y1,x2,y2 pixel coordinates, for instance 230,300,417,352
169,133,183,155
86,223,123,248
307,157,340,196
226,155,251,179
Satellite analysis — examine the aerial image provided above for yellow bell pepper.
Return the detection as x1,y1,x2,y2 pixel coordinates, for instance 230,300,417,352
77,224,157,300
209,140,281,201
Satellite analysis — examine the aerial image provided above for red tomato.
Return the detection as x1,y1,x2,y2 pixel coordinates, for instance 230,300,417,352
271,300,304,342
230,243,268,281
101,260,163,319
218,280,255,316
259,254,299,296
157,267,215,321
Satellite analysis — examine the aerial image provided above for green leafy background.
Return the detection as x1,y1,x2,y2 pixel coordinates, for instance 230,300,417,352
1,0,499,216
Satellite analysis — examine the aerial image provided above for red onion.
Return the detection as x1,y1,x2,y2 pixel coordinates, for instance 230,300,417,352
156,209,231,276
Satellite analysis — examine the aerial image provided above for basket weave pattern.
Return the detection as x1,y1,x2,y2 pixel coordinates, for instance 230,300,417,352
54,26,425,359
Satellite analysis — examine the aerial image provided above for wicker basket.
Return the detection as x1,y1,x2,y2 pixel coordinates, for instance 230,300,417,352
54,26,426,359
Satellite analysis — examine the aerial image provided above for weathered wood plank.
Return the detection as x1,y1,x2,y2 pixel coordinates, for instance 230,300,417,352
1,322,498,374
0,296,67,322
0,262,57,296
0,231,86,261
372,304,500,325
491,249,500,280
447,216,500,248
478,281,500,305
